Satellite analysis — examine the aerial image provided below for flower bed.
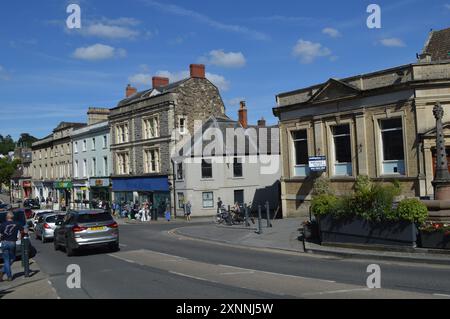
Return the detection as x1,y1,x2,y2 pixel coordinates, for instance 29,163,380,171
419,222,450,250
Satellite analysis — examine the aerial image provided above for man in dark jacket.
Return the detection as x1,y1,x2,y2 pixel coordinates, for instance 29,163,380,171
0,212,26,281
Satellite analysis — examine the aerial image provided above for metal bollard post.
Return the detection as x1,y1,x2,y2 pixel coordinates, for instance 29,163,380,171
266,201,272,228
256,205,263,234
244,204,250,227
22,235,30,277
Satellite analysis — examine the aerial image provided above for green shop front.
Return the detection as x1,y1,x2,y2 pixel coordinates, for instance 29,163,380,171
54,181,73,209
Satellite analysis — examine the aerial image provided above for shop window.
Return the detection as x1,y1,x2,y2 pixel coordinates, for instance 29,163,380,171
332,124,352,176
380,118,405,175
292,130,309,177
202,192,214,208
201,159,213,179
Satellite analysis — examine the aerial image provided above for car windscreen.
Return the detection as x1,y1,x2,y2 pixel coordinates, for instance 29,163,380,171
45,215,57,223
77,213,112,224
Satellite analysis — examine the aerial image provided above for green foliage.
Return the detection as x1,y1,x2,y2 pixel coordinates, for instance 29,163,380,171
0,158,20,186
393,198,428,224
0,135,15,155
312,177,424,224
312,177,333,196
311,194,338,216
17,133,38,148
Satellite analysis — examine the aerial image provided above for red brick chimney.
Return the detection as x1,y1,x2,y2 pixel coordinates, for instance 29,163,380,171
238,101,248,129
190,64,206,79
257,117,266,128
126,84,137,98
152,76,169,89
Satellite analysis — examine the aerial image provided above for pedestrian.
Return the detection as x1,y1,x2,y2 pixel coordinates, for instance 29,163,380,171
0,212,27,282
165,204,171,222
185,201,192,222
217,197,223,215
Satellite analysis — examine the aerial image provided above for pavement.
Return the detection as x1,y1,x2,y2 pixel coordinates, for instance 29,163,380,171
0,258,58,299
173,217,450,265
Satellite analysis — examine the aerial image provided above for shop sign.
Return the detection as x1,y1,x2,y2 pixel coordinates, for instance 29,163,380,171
54,181,73,189
90,179,110,187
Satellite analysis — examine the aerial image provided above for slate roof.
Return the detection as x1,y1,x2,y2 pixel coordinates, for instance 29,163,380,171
117,78,190,108
422,27,450,62
175,115,280,158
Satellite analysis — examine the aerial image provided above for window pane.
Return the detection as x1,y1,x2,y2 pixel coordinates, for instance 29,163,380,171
381,118,402,131
233,158,243,177
333,125,351,163
382,130,404,160
202,160,213,178
295,140,308,165
293,130,307,141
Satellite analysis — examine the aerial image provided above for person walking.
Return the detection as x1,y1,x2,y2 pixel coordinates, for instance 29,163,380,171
217,197,223,215
0,212,26,282
185,201,192,222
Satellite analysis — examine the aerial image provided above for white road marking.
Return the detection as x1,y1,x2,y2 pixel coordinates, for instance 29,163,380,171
169,271,217,283
220,271,255,275
303,288,372,296
433,293,450,298
119,244,127,247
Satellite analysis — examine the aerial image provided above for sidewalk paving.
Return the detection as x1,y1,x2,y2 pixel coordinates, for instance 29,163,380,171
0,259,58,299
174,218,450,265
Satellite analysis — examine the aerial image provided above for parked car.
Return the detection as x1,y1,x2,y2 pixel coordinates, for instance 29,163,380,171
24,199,40,210
35,213,65,243
29,210,55,230
54,210,119,256
0,210,37,261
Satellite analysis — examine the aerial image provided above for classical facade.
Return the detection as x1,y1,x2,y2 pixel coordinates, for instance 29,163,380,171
173,103,281,217
72,108,111,208
273,28,450,217
109,64,226,216
32,122,86,208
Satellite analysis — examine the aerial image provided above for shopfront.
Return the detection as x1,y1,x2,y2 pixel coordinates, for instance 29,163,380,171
112,176,171,216
54,181,73,209
22,180,32,199
90,178,111,202
73,180,89,209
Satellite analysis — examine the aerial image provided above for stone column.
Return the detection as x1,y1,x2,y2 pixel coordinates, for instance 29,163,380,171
432,102,450,200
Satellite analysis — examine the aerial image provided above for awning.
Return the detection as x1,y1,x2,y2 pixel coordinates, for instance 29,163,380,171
112,176,170,192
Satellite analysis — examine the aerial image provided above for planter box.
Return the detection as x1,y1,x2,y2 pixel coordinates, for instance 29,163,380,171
419,231,450,250
318,215,418,247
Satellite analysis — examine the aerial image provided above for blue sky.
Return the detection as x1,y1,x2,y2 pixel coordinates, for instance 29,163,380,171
0,0,449,139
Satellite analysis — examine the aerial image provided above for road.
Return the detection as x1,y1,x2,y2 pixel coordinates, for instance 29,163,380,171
29,221,450,299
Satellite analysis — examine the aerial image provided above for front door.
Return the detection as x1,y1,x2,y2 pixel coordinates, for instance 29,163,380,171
432,148,450,176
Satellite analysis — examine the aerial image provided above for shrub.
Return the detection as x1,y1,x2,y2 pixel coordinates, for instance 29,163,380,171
311,194,338,216
312,177,333,196
393,198,428,224
354,175,372,196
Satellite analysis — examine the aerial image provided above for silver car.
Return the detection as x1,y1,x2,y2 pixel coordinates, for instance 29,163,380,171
35,213,65,243
54,210,119,256
30,210,54,230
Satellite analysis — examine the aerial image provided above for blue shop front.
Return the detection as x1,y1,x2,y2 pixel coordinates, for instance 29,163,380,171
112,176,171,216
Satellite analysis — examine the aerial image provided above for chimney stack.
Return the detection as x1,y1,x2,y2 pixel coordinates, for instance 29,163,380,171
257,117,266,128
152,76,170,89
126,84,137,98
238,101,248,129
87,107,110,125
190,64,206,79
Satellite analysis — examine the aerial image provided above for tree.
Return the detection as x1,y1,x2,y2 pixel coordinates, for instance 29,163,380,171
0,158,20,187
0,135,15,155
17,133,38,148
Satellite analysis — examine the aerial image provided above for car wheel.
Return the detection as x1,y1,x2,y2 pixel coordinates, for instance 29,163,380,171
109,242,120,252
54,239,60,251
66,241,75,257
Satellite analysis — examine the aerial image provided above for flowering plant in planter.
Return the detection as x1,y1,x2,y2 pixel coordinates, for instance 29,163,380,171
420,222,450,236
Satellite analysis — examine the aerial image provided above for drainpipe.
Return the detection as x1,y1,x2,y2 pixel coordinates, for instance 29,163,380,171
171,158,177,219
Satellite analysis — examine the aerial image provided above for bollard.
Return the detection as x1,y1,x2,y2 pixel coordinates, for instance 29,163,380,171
256,205,263,234
244,204,250,227
22,235,30,277
266,201,272,228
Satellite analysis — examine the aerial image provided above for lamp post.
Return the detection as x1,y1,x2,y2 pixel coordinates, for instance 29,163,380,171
432,102,450,200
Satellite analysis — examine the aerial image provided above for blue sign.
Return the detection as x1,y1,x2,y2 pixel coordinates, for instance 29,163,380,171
309,156,327,172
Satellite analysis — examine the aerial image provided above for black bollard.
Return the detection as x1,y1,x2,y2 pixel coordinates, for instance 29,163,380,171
244,204,250,227
256,205,263,235
266,202,272,228
22,235,30,277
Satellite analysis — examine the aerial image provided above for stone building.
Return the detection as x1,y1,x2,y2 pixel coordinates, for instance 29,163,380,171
72,108,111,208
173,102,281,217
109,64,226,215
10,147,33,201
273,27,450,218
32,122,86,207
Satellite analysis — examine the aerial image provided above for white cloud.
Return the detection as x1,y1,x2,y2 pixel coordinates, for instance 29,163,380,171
142,0,269,41
380,38,406,47
156,70,230,91
128,73,152,86
292,39,332,64
72,44,127,61
322,27,341,38
199,50,246,68
226,97,246,107
445,4,450,10
0,65,10,80
83,23,139,39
